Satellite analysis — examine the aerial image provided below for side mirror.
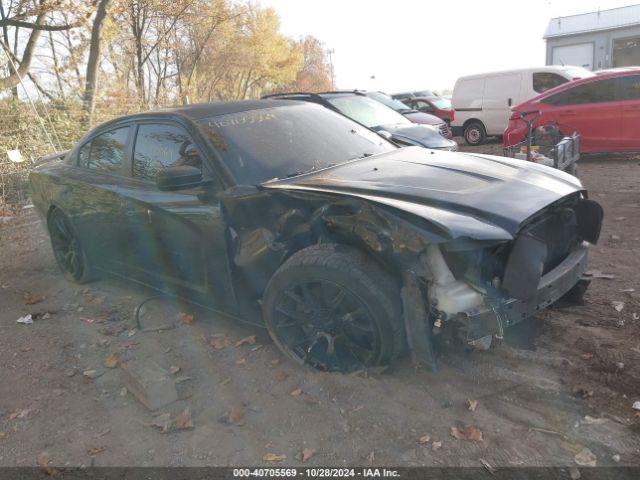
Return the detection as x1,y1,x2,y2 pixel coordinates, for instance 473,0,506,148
378,130,393,141
156,165,203,191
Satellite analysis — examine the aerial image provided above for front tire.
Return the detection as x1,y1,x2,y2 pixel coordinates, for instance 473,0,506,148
47,209,95,284
464,121,486,146
262,244,405,372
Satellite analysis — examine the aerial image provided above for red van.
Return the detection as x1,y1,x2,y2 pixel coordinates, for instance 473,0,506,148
504,69,640,154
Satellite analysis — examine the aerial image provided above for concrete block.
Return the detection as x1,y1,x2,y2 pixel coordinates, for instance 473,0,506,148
120,359,178,411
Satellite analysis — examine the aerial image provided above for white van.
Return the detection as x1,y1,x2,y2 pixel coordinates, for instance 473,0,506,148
451,66,593,145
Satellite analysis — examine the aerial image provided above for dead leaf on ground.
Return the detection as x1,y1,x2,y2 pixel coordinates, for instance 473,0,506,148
173,408,195,430
235,335,256,347
150,413,172,433
366,451,375,463
418,434,431,444
9,408,31,420
210,337,231,349
103,352,119,369
179,313,195,325
220,405,245,426
87,446,106,456
301,447,315,462
450,425,483,441
219,377,231,386
574,447,597,467
290,388,302,396
432,441,442,451
236,358,247,365
83,369,104,379
36,452,50,466
270,358,281,365
302,393,319,404
612,301,625,312
24,292,45,305
263,453,286,462
467,399,478,412
169,365,181,374
274,371,289,381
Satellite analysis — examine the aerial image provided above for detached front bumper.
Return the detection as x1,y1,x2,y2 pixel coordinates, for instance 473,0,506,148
460,243,590,341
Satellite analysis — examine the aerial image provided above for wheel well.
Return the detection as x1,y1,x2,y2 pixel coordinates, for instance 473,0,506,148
462,118,485,131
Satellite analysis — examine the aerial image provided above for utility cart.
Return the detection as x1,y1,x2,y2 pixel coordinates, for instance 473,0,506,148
503,110,580,176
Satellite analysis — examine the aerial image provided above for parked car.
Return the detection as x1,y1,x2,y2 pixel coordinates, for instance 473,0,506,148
30,100,602,372
362,91,452,137
504,68,640,154
391,90,440,101
403,96,454,124
263,91,457,150
452,66,594,145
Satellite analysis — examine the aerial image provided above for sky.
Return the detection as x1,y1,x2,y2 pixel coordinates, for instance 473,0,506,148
259,0,636,93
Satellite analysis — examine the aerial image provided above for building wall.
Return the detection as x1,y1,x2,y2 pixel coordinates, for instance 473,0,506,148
545,25,640,70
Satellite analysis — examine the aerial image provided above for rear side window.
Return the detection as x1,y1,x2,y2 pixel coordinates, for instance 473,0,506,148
541,78,617,106
132,124,200,181
617,75,640,100
85,127,129,174
532,72,568,93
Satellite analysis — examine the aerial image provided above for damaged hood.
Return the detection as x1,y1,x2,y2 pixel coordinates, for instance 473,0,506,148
262,147,584,241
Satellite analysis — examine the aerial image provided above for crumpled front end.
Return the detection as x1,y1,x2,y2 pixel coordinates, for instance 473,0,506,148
412,194,603,354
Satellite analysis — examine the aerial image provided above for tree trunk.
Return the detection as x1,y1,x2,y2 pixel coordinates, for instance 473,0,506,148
83,0,111,119
0,14,43,91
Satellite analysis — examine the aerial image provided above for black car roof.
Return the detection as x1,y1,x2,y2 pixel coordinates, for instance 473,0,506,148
160,99,305,119
107,99,306,125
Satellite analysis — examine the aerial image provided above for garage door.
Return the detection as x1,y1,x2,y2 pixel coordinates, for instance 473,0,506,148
552,43,594,70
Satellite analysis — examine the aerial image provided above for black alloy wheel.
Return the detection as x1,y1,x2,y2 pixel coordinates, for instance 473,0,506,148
263,244,404,372
48,209,92,283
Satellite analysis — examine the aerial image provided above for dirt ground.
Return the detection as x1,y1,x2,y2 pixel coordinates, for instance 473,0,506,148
1,141,640,468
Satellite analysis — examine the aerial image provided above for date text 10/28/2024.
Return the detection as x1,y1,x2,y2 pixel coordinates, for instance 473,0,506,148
233,468,400,478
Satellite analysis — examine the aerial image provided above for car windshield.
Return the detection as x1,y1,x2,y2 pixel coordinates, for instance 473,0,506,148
326,95,411,128
198,104,396,185
413,90,439,97
429,97,451,109
366,92,413,113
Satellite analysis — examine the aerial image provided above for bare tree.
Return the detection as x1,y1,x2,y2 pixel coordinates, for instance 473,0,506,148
83,0,111,117
0,0,92,91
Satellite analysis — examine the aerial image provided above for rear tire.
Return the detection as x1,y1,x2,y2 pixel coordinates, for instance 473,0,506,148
464,121,486,146
47,209,95,284
262,243,405,372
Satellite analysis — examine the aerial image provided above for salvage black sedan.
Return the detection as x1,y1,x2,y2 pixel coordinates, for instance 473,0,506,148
29,100,602,372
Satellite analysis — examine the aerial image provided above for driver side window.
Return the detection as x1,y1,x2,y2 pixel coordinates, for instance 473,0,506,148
132,123,202,181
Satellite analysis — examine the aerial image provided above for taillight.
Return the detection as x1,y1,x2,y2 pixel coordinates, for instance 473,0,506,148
450,110,454,122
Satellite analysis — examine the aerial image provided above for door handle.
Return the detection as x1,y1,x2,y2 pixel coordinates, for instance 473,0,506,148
560,110,576,116
508,98,512,107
